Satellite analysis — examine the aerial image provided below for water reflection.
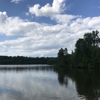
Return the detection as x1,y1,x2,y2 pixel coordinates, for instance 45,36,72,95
55,68,100,100
0,67,56,100
0,65,100,100
0,66,79,100
0,67,53,72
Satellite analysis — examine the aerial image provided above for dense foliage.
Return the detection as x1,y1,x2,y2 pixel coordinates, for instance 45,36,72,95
49,30,100,68
0,56,50,64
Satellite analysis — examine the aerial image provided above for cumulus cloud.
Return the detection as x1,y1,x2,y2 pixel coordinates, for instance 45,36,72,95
0,12,7,24
29,0,65,17
1,3,100,57
51,14,78,24
11,0,23,3
28,0,79,24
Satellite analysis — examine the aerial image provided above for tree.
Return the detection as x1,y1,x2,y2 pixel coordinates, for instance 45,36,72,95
58,48,68,58
56,30,100,68
58,48,64,58
74,30,100,68
84,30,100,47
57,48,69,67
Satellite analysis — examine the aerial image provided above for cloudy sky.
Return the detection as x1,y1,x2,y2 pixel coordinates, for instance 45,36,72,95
0,0,100,57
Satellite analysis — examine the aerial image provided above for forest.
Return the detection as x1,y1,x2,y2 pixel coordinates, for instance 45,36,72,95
0,56,51,64
48,30,100,68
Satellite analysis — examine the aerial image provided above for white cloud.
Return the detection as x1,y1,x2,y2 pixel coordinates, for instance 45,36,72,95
0,11,7,24
28,0,78,24
1,0,100,57
29,0,65,17
11,0,23,3
51,14,78,24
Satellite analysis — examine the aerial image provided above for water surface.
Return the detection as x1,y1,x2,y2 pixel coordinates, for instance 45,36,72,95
0,65,100,100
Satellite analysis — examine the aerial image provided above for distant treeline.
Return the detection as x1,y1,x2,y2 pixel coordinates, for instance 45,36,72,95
48,30,100,68
0,56,52,64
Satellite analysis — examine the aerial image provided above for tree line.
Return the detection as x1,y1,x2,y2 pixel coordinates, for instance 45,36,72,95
0,56,51,64
48,30,100,68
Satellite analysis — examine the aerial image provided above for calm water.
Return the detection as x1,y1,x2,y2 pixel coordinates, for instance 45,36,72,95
0,65,100,100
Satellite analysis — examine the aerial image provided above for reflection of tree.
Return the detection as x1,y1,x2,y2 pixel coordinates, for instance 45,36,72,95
74,70,100,100
54,68,68,86
58,74,68,86
0,67,53,72
55,68,100,100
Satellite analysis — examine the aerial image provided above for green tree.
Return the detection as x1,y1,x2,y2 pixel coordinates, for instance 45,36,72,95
58,48,64,58
74,30,100,68
84,30,100,47
57,48,69,67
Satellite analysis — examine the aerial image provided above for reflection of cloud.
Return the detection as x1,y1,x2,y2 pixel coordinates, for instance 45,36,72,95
0,87,21,94
0,87,27,100
0,69,80,100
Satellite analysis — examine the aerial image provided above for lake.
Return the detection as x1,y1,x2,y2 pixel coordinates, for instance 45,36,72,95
0,65,100,100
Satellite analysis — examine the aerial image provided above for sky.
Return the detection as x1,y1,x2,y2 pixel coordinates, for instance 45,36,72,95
0,0,100,57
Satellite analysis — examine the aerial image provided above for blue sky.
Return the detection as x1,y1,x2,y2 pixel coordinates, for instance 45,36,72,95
0,0,100,57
